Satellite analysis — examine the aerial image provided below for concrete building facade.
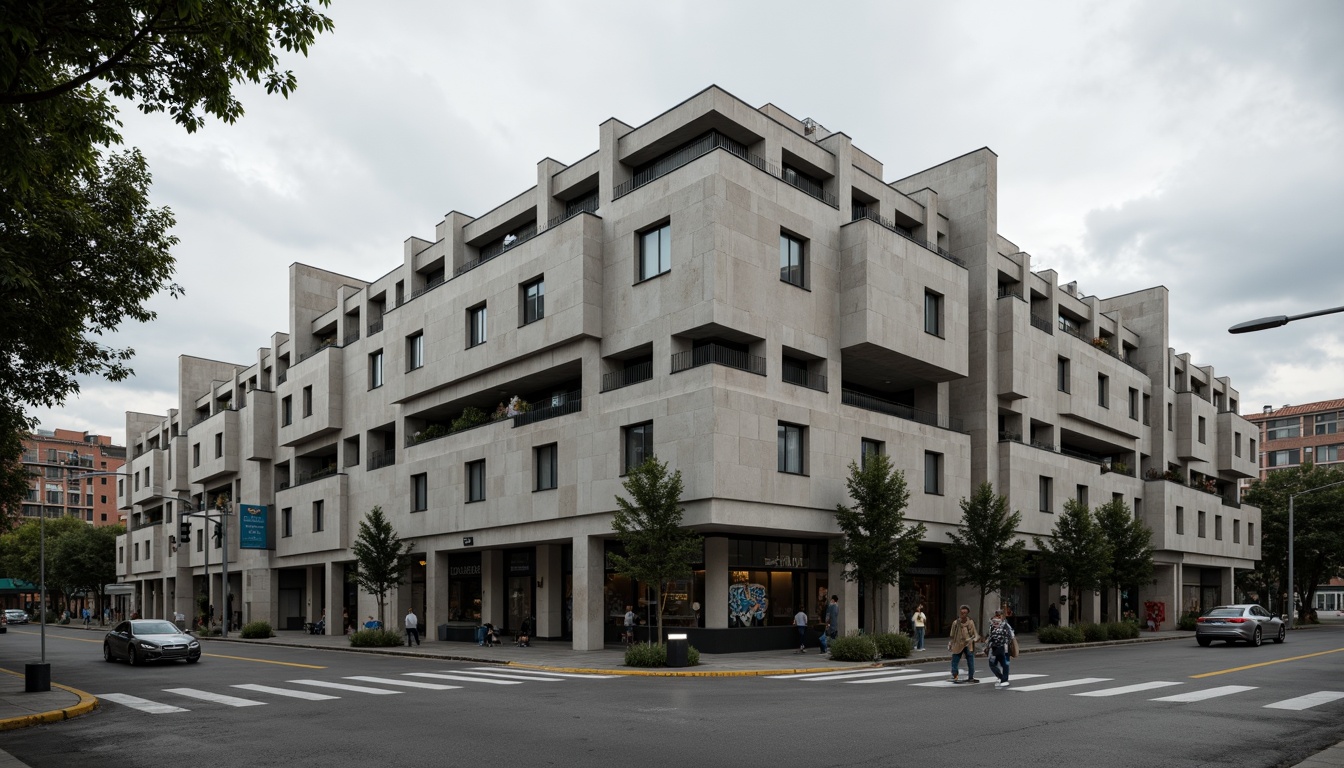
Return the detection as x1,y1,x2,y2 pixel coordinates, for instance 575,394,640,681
114,86,1260,649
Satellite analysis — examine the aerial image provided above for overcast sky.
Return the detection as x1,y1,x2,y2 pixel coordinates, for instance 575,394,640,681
32,0,1344,445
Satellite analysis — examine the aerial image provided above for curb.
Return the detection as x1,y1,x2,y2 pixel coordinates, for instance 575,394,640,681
0,668,98,732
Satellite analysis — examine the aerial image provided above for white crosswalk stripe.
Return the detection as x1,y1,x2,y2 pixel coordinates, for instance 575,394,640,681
1073,682,1184,697
232,684,340,701
854,671,982,685
1150,685,1257,703
437,670,565,682
1263,692,1344,711
99,693,188,714
473,667,615,679
1006,677,1112,692
343,676,460,690
767,668,915,681
162,688,266,707
288,679,403,695
912,674,1048,688
405,673,521,686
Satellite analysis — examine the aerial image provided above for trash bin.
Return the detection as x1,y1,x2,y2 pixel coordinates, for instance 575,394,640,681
666,633,689,668
438,624,449,641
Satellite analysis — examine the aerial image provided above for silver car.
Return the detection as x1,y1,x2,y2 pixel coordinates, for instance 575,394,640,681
1195,604,1286,647
3,609,26,625
103,620,202,664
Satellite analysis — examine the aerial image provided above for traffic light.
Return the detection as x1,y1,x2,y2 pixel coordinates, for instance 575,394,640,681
213,523,223,547
179,520,191,543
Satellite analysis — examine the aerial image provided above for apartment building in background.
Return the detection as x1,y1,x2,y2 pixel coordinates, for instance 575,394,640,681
1244,398,1344,480
20,428,127,527
114,86,1261,649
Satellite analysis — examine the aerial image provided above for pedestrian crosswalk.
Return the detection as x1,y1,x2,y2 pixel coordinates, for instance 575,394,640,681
99,667,616,715
765,667,1344,712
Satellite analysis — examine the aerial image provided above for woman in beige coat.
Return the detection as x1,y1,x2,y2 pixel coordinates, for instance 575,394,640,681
948,604,979,683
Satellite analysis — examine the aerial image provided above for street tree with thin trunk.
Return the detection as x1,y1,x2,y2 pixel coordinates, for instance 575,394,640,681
1094,496,1154,621
350,506,415,627
832,452,926,634
610,457,702,645
944,482,1031,629
1243,462,1344,623
1034,498,1112,622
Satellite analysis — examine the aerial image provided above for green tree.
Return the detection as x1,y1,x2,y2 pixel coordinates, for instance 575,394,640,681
1034,498,1111,622
0,1,335,525
1094,496,1154,621
610,457,702,645
349,506,415,626
944,482,1030,629
49,523,124,622
1243,463,1344,623
0,515,89,615
832,453,926,634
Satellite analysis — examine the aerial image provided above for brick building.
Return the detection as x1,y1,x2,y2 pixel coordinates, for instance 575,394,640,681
20,428,127,527
1243,398,1344,479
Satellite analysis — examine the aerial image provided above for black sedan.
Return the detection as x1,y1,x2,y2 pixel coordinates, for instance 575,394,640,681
1195,604,1286,647
104,620,202,664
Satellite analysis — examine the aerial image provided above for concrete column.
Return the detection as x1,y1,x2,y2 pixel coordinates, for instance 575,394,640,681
598,118,634,208
572,535,605,651
704,537,729,629
304,566,318,625
536,544,563,639
438,211,473,275
481,549,504,627
879,583,900,633
537,158,566,228
426,551,447,641
1220,566,1235,607
1080,590,1102,624
324,561,343,636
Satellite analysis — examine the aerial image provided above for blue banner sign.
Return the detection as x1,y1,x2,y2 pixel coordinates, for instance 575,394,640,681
239,504,269,549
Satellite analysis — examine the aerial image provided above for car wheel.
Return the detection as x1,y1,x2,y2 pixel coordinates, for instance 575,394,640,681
186,656,199,664
1197,637,1211,647
103,643,115,663
1274,625,1286,644
128,647,139,666
1250,627,1262,647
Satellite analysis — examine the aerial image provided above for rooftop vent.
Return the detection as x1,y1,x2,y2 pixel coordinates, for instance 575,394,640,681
1063,281,1078,296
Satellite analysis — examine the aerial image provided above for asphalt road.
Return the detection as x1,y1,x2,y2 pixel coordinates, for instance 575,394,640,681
4,624,1343,768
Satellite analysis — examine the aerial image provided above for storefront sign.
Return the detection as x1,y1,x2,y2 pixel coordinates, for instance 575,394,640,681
449,564,481,577
239,504,268,549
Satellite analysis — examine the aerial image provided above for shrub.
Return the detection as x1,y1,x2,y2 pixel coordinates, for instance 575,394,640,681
1176,615,1197,631
827,633,878,662
623,642,701,667
240,620,274,639
687,646,700,666
349,628,405,647
1080,623,1108,643
1106,621,1139,640
1037,625,1085,644
450,406,489,433
871,632,914,659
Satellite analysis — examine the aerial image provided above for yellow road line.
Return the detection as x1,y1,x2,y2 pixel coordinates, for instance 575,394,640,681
203,653,325,669
1191,647,1344,678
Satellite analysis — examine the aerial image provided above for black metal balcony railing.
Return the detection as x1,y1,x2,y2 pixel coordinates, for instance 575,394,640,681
290,465,338,488
343,328,360,345
276,372,288,385
841,389,965,432
1029,314,1054,334
602,361,654,392
368,448,395,471
512,392,582,428
457,226,540,277
998,431,1023,443
368,317,384,336
782,365,828,393
671,343,767,376
1030,440,1057,452
997,285,1024,301
547,194,600,230
1221,497,1242,509
851,205,966,268
410,273,447,300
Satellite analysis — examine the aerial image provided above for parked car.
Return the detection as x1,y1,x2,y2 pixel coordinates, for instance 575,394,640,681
5,609,30,625
104,620,202,665
1195,604,1286,647
0,612,6,633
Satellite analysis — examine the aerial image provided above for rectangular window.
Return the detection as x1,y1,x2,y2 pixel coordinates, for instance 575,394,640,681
313,500,324,533
1233,519,1240,544
778,423,806,474
521,279,545,325
924,291,944,337
468,305,487,347
1128,388,1138,420
1039,476,1053,513
535,443,558,491
860,439,883,469
134,543,139,561
192,443,201,468
1057,357,1070,393
302,385,313,417
281,396,293,426
924,452,943,495
1197,510,1206,538
466,460,486,502
638,223,671,281
1317,444,1341,463
1167,402,1173,432
1249,438,1256,458
407,332,424,370
1076,485,1089,508
411,474,427,512
1215,514,1223,541
214,433,223,459
369,350,384,389
779,233,805,288
1198,416,1206,444
1176,506,1184,535
1234,432,1242,458
622,423,653,475
1267,449,1300,467
1248,522,1255,545
281,508,292,538
1267,417,1301,440
1098,374,1109,408
1142,394,1151,425
1315,412,1340,435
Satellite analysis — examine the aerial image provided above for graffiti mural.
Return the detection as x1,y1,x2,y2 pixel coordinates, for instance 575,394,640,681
728,582,768,626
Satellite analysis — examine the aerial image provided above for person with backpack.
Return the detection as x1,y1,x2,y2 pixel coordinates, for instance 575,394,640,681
986,609,1017,688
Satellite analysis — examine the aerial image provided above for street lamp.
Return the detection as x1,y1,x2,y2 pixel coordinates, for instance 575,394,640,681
1286,479,1344,629
1228,304,1344,334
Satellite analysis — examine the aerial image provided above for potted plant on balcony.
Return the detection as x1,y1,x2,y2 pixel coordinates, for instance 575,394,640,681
1090,337,1111,351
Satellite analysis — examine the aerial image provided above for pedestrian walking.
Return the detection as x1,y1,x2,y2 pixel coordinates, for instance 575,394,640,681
821,595,839,654
1048,602,1061,627
793,606,809,653
986,609,1017,688
404,609,420,646
912,603,927,651
82,607,91,629
948,604,979,683
623,604,637,646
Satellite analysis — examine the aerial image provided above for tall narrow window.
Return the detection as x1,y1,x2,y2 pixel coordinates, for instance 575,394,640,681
1167,402,1173,431
214,433,223,459
1215,514,1223,541
535,443,558,491
302,385,313,417
411,473,428,512
192,444,201,468
407,332,424,370
521,278,545,325
466,460,486,502
1098,374,1109,408
924,452,943,494
1248,522,1255,545
1198,416,1206,444
860,439,884,469
1076,485,1089,508
1039,476,1053,513
1129,388,1139,420
1197,510,1206,538
369,350,384,389
779,233,805,288
638,223,671,281
281,507,293,538
281,396,293,426
468,305,487,348
313,500,324,533
1233,519,1240,544
622,423,653,474
1057,357,1070,393
1176,506,1184,535
924,291,944,337
778,423,805,474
